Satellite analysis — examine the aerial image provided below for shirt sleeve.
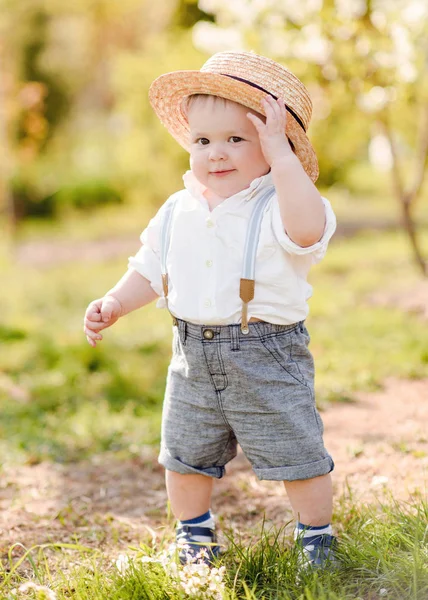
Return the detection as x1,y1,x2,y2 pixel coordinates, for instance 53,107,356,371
127,194,178,297
270,195,337,264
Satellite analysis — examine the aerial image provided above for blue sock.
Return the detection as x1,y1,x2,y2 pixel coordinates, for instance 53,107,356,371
179,510,215,530
294,522,332,539
180,510,211,525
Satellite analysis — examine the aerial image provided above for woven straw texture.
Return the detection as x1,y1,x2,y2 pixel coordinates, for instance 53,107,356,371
149,51,319,182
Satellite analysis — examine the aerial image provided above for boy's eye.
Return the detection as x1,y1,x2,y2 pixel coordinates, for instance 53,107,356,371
196,137,209,145
229,136,243,143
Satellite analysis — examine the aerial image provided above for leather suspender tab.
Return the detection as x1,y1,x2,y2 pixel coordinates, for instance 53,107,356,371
162,273,169,299
240,278,255,335
239,278,255,303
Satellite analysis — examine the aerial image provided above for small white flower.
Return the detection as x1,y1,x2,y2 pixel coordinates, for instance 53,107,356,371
19,583,37,592
18,582,57,600
371,475,389,487
115,553,131,574
140,555,154,563
133,544,226,599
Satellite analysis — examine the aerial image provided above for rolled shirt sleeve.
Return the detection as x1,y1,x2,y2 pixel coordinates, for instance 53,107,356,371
127,194,178,298
270,195,337,264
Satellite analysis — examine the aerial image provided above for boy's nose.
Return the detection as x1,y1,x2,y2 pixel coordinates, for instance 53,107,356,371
209,143,227,160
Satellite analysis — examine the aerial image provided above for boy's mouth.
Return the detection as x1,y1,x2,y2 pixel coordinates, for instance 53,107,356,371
210,169,235,177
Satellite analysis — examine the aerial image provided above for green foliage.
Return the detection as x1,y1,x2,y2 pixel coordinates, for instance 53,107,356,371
49,178,123,212
11,172,123,218
14,7,71,147
172,0,214,28
11,172,57,219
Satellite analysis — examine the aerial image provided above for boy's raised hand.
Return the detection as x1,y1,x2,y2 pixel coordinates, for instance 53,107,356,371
83,295,122,347
247,96,294,166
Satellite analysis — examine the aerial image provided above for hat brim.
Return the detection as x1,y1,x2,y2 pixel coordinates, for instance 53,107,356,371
149,71,319,182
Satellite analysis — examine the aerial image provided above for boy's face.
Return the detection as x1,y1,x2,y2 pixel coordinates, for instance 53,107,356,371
187,96,270,199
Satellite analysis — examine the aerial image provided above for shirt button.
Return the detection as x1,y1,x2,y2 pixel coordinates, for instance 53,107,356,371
206,219,214,228
204,298,212,307
205,260,213,268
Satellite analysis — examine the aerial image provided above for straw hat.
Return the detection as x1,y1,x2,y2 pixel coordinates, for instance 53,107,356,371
149,51,319,182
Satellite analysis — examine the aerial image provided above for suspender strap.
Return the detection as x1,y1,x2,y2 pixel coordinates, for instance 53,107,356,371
160,197,178,324
240,186,275,334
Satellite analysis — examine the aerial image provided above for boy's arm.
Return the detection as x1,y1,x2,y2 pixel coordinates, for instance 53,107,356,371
247,95,325,247
270,154,325,248
106,269,159,316
84,270,158,347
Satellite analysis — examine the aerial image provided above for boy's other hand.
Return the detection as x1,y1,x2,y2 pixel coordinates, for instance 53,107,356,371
83,295,122,347
247,96,294,166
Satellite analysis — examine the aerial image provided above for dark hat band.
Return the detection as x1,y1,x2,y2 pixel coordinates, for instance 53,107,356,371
223,74,306,132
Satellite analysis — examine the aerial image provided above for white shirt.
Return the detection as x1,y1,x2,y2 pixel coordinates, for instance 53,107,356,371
128,170,336,325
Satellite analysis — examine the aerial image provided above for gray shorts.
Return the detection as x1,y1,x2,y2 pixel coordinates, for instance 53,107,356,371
158,319,334,481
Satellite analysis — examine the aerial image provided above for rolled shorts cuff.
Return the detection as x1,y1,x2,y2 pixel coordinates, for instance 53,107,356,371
254,455,334,482
158,450,226,479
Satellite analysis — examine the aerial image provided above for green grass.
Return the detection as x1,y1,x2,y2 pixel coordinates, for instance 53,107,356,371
1,498,427,599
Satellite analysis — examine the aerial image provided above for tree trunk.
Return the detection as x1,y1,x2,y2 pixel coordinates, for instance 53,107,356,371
401,197,427,276
381,115,428,277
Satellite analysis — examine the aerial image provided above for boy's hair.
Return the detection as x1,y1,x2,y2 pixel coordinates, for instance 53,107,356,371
185,94,296,153
186,94,230,112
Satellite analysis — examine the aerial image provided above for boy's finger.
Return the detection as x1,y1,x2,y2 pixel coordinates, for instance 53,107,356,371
278,98,287,123
247,112,264,131
84,327,103,342
86,335,96,348
84,319,105,332
87,311,102,322
270,97,283,120
100,297,118,322
101,310,111,323
262,97,276,122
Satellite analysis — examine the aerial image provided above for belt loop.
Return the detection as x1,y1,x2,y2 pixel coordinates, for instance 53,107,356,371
178,319,187,345
230,325,240,351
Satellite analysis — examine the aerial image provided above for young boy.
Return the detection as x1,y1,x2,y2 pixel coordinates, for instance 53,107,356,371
84,51,337,568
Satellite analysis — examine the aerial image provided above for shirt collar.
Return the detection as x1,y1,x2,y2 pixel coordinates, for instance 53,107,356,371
182,169,274,206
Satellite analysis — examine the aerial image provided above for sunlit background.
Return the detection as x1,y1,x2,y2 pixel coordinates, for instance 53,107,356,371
1,2,428,597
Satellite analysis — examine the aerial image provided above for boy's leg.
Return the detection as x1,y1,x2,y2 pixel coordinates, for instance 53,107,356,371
166,470,213,520
166,470,219,563
283,473,336,568
283,473,332,525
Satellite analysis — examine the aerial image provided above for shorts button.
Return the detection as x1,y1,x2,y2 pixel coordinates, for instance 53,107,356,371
203,329,214,340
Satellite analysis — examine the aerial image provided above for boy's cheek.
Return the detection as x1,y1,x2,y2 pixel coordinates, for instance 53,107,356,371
190,161,208,186
189,153,204,172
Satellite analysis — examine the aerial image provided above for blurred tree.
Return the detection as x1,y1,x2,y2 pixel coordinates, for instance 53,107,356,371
15,9,69,149
193,0,428,274
0,0,184,224
172,0,214,28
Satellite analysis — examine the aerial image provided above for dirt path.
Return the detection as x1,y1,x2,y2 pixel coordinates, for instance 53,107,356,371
1,377,427,561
